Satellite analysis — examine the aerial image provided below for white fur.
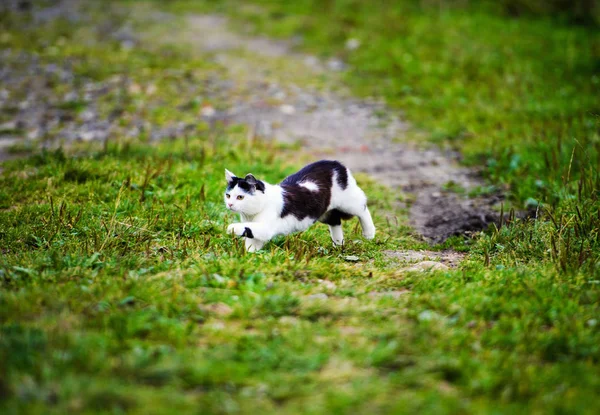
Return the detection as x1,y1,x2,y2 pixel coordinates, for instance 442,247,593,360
329,171,376,239
225,166,375,251
299,181,319,192
245,238,265,252
225,169,235,183
329,225,344,246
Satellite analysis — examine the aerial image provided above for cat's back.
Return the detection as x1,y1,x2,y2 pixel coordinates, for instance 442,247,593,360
280,160,348,190
278,160,350,221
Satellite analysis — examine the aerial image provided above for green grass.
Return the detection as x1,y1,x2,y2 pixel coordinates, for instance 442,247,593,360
149,0,600,272
1,1,600,414
191,0,600,268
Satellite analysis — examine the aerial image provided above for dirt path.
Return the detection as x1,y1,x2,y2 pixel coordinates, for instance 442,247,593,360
154,13,501,243
0,2,501,244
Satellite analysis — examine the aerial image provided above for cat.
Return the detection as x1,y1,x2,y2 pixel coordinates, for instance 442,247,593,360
225,160,376,252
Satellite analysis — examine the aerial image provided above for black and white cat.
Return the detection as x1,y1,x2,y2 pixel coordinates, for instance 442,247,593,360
225,160,376,251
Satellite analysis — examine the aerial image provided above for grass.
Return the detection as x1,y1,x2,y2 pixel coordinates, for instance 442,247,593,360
1,1,600,414
183,0,600,269
144,1,600,274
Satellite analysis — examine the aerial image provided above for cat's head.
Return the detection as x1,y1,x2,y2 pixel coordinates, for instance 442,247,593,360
224,169,267,215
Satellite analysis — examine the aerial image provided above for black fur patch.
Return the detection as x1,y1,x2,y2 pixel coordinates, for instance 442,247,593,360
242,227,254,238
319,209,354,226
282,160,348,190
227,177,266,194
280,160,350,220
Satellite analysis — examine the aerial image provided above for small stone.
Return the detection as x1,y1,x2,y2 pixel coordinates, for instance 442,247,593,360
27,129,41,140
326,58,346,71
79,131,95,141
146,84,157,95
109,74,123,84
208,321,225,330
339,326,360,335
418,310,440,322
306,293,328,300
63,91,78,102
404,261,449,272
201,105,216,118
317,279,337,290
79,129,107,142
80,110,95,122
279,104,296,115
273,91,286,100
128,83,142,94
121,40,135,50
0,137,20,149
279,316,299,326
303,56,320,67
126,126,140,138
343,255,360,262
367,290,408,299
345,38,361,50
0,121,18,132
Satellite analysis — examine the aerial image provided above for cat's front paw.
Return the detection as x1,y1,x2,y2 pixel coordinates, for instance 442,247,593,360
227,223,244,236
227,223,254,238
245,238,265,252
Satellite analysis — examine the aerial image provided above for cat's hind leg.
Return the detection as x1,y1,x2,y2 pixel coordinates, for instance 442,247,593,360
358,206,376,239
329,225,344,246
335,188,376,240
320,209,353,246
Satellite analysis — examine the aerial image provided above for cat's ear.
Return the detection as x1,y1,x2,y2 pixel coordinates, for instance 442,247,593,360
225,169,236,183
244,174,257,185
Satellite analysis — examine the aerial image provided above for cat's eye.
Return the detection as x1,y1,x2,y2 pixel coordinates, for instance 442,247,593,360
237,195,244,200
226,194,230,199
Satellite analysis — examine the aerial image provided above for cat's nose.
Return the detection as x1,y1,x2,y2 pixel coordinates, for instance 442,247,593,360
228,203,233,208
